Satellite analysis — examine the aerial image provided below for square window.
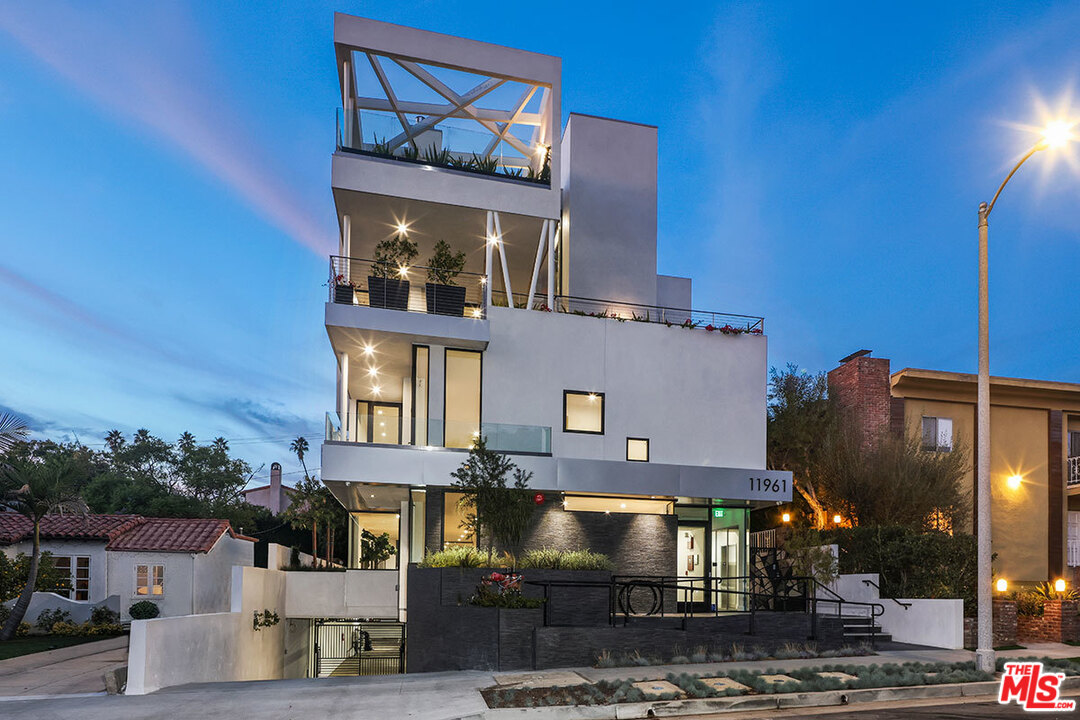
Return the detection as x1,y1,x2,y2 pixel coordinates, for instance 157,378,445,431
564,391,604,434
135,564,165,596
627,437,649,462
921,416,953,452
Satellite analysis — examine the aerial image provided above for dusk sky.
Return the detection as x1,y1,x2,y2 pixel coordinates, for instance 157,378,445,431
1,1,1078,487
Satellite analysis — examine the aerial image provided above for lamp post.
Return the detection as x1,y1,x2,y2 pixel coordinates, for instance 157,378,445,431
975,121,1072,673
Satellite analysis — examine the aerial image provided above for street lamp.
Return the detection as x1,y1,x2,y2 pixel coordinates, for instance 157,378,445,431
974,120,1075,673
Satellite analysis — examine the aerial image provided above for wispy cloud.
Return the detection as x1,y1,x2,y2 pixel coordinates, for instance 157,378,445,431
0,3,331,255
173,394,319,440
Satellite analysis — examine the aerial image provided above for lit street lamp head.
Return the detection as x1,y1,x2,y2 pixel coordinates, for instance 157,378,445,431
1038,120,1075,150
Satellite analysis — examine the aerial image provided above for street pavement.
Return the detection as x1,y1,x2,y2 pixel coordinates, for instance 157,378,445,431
0,635,126,697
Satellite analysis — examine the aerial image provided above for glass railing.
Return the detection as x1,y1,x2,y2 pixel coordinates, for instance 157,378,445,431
325,412,550,454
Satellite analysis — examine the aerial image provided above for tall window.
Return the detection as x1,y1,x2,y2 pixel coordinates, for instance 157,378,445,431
921,416,953,452
443,491,475,548
1069,431,1080,458
135,564,165,596
444,349,481,448
564,391,604,434
53,556,90,601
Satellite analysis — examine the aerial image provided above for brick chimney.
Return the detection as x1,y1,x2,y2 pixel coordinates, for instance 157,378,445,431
827,350,893,450
269,462,283,514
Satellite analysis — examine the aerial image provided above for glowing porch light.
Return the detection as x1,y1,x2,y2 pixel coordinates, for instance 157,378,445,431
833,514,842,524
1007,474,1023,489
996,578,1008,593
781,512,791,523
1056,578,1067,593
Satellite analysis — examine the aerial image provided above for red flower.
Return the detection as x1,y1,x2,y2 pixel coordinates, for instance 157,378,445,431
490,572,505,582
705,324,716,332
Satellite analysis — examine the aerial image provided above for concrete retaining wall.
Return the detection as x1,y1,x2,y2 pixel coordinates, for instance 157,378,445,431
880,599,964,649
283,569,398,618
1,592,119,625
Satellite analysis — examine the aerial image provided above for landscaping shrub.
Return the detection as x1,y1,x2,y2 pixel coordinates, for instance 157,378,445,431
820,525,977,616
518,548,614,571
1013,590,1045,617
35,608,72,631
90,606,120,626
417,547,493,568
49,621,82,636
129,600,160,619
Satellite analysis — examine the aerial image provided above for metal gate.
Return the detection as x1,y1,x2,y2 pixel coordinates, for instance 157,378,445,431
311,620,405,677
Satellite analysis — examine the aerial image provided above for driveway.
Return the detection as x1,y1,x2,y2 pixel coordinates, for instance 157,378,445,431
0,636,127,698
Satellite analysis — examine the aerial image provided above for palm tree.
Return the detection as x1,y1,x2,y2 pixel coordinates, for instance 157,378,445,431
290,436,309,479
0,456,88,640
0,412,29,455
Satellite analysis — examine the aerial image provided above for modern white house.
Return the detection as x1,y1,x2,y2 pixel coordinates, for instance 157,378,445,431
0,513,255,621
314,12,791,662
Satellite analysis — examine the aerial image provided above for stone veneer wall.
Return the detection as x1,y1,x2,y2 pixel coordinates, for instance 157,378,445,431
424,488,678,577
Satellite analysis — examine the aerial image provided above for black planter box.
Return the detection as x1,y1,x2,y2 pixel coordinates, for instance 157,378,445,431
333,284,355,304
368,276,410,311
425,283,466,316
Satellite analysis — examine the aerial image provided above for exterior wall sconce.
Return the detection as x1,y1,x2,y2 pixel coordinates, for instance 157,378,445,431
1007,475,1023,489
832,514,842,524
1055,578,1067,593
996,578,1008,593
781,512,791,523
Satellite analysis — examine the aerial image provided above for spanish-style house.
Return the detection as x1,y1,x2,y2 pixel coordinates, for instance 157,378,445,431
0,513,255,620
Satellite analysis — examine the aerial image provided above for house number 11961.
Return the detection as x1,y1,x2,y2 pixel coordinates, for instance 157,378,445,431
749,477,787,493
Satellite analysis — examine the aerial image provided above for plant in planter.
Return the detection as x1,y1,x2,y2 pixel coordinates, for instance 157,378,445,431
330,273,355,304
369,233,418,310
425,239,468,316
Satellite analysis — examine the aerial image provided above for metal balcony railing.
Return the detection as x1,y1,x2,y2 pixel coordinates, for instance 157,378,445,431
1069,456,1080,486
329,256,488,318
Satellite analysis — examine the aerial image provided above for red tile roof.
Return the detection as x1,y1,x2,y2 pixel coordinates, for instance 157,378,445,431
0,513,254,553
0,512,144,544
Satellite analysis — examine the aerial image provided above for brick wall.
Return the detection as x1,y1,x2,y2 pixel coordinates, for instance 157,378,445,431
1017,600,1079,644
963,600,1016,648
827,355,892,450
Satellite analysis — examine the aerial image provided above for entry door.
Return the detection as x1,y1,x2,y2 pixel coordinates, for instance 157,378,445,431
677,525,706,604
713,528,741,610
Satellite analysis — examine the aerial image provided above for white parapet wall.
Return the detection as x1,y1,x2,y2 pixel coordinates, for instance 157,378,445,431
828,572,964,649
126,566,287,695
284,569,398,618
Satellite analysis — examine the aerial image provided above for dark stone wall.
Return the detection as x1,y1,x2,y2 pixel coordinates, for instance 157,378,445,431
424,489,677,578
533,613,845,669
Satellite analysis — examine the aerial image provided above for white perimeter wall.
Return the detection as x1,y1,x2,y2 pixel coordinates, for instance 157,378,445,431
193,535,254,614
284,569,398,618
829,572,964,649
126,566,287,695
483,306,767,469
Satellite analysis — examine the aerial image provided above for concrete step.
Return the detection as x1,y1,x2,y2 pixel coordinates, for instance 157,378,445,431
843,631,892,643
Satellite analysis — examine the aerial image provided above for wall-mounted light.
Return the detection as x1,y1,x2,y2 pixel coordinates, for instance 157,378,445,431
996,578,1008,593
479,276,487,285
1007,475,1023,489
781,512,791,523
833,514,842,524
1056,578,1067,593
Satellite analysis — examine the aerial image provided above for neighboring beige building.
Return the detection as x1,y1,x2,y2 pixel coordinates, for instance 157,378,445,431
242,462,295,515
829,351,1080,586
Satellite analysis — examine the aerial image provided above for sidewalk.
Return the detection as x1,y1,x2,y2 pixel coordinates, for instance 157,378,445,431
0,635,127,698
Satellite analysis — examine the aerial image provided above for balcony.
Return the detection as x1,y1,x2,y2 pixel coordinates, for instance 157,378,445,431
326,412,551,455
329,255,764,335
330,256,488,318
1069,457,1080,487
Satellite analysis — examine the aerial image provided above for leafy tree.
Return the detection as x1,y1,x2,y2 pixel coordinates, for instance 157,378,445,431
0,445,90,640
283,474,325,563
450,437,535,563
359,529,397,569
767,364,969,530
0,551,72,602
767,364,836,528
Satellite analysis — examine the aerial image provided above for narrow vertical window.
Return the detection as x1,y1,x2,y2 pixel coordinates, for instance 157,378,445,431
444,349,481,448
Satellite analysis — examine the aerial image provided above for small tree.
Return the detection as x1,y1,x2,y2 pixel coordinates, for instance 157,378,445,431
0,448,89,640
450,437,535,563
426,240,467,285
359,529,397,569
371,233,419,278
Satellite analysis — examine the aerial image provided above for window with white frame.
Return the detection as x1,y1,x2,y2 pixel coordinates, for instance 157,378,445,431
135,564,165,596
52,556,90,601
921,416,953,452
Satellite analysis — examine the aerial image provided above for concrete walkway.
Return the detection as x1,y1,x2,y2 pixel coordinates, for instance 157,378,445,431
0,636,127,698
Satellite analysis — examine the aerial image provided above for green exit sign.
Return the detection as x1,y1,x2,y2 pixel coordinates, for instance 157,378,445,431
712,508,724,518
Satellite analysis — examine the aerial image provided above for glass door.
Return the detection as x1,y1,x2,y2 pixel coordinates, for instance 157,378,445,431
677,525,706,606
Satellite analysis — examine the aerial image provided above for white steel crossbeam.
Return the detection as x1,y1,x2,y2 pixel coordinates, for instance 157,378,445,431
385,75,505,151
482,85,539,159
366,53,417,150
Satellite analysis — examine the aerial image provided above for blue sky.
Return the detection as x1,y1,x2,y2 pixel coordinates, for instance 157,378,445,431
1,1,1079,485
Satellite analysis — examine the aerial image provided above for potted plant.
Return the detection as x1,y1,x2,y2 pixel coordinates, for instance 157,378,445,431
425,239,468,316
330,274,355,304
369,233,418,311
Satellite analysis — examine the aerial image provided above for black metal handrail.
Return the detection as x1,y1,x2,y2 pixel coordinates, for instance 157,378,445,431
524,574,886,646
861,578,913,609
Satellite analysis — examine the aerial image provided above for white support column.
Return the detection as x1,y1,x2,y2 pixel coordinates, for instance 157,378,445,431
342,59,352,147
485,212,494,308
340,214,352,282
398,499,409,622
526,219,549,310
547,220,557,309
338,351,350,441
492,211,514,308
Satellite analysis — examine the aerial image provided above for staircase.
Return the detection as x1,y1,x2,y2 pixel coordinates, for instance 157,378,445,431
842,615,891,644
